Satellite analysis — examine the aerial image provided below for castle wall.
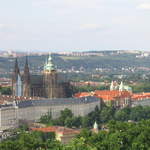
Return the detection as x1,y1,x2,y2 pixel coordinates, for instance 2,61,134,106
0,97,100,130
0,105,18,130
132,99,150,107
17,99,100,121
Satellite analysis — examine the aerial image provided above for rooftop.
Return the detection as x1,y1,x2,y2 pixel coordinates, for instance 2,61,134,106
75,90,132,101
0,96,100,108
31,126,80,135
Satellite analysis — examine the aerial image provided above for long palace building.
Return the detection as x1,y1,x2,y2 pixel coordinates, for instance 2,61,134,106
12,54,72,98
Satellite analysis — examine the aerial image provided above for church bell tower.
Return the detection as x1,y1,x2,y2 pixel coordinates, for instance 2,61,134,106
43,54,58,98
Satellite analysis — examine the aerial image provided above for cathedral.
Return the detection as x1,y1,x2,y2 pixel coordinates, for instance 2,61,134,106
12,54,72,98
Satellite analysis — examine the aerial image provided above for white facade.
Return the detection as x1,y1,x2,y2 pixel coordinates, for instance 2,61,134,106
15,74,22,97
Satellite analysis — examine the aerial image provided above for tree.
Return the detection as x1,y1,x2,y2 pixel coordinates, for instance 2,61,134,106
0,86,12,95
100,107,115,123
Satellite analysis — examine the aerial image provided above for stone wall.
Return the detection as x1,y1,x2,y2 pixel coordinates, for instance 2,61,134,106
132,99,150,107
0,105,18,130
17,100,100,121
0,97,101,130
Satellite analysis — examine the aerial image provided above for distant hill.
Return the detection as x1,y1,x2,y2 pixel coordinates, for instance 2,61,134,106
1,51,150,77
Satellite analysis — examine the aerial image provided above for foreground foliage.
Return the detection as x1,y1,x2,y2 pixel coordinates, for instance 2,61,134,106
1,120,150,150
40,105,150,128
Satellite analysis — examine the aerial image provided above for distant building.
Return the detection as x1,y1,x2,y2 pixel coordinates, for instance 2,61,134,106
110,81,132,92
75,90,132,108
31,126,80,144
132,99,150,107
132,93,150,101
12,54,72,98
95,90,132,108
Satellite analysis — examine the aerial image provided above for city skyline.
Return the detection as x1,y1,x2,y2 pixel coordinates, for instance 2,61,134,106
0,0,150,51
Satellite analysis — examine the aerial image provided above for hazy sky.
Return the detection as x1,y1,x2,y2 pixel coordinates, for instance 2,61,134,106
0,0,150,51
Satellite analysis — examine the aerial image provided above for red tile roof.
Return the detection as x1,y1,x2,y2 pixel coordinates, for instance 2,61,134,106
31,126,80,135
31,126,59,133
132,93,150,100
74,90,131,101
74,92,92,98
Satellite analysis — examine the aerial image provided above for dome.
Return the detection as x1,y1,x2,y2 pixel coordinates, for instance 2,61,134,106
44,54,56,72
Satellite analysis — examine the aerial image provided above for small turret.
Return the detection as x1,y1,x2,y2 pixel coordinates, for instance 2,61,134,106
119,81,124,91
92,121,99,133
110,81,114,91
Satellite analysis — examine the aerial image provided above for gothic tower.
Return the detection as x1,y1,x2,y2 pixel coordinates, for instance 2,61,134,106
23,56,31,97
43,54,59,98
119,81,124,91
12,58,22,96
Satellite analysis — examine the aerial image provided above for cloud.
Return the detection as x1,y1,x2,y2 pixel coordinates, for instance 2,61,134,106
32,0,101,9
80,24,105,31
0,24,10,29
137,3,150,10
0,24,16,31
63,0,100,8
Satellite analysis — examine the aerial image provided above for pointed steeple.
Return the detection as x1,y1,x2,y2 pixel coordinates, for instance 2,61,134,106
24,56,29,73
14,58,20,75
23,56,30,97
92,121,99,133
12,58,20,83
93,121,98,130
24,56,30,82
119,81,124,91
110,81,114,91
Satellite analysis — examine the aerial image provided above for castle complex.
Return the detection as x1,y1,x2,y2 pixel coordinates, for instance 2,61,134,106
12,54,72,98
0,55,101,130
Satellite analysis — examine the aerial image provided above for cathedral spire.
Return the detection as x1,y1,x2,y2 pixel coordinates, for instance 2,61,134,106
23,56,30,97
24,56,29,73
24,56,30,82
14,58,20,75
12,58,20,83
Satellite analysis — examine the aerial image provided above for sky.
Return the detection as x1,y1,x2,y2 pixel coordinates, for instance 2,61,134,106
0,0,150,51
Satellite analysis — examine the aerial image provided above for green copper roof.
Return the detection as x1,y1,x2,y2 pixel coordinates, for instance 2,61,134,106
44,54,56,71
